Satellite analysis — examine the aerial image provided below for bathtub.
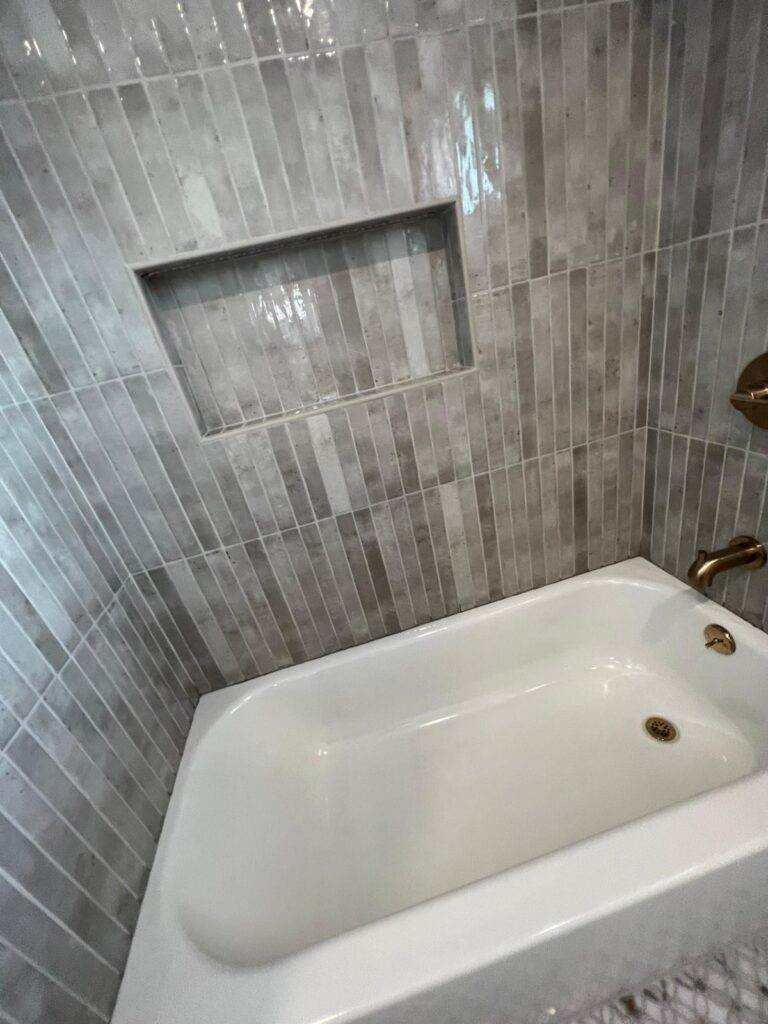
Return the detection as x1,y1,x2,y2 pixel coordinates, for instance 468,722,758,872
113,558,768,1024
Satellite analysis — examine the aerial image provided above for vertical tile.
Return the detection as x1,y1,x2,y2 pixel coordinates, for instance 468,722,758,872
707,227,757,445
691,0,732,238
710,0,762,233
672,237,708,436
586,438,604,569
625,0,651,256
584,3,607,262
657,0,687,247
670,0,713,244
512,281,538,460
563,6,587,268
423,489,460,615
406,491,447,620
586,262,606,441
261,58,319,226
369,503,416,630
517,16,549,278
494,21,529,283
524,457,546,587
657,243,689,434
735,5,768,227
605,2,629,260
469,24,509,289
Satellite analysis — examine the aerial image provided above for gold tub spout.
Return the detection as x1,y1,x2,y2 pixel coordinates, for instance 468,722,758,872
687,535,767,590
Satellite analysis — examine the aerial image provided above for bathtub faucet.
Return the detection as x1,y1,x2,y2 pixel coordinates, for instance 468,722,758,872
687,535,767,590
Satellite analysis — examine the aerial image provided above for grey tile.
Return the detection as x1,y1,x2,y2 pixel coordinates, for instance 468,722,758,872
572,442,589,573
707,227,757,445
0,937,106,1024
0,1,80,98
261,58,319,225
354,506,401,631
625,0,651,256
9,1,766,1013
277,528,341,652
723,450,767,612
586,262,606,442
605,3,629,260
0,806,131,969
366,40,415,207
438,481,475,610
341,47,389,211
523,457,546,586
691,0,732,239
299,522,358,646
489,466,517,595
735,5,768,228
163,557,246,684
0,871,119,1017
584,4,607,262
111,0,170,77
562,7,588,268
709,0,762,234
539,451,560,581
585,438,603,571
670,0,713,245
660,432,688,574
231,63,295,231
517,16,549,278
657,0,687,248
87,86,173,258
730,224,768,450
540,13,568,274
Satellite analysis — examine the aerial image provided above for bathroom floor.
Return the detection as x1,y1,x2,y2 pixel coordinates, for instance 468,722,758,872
575,931,768,1024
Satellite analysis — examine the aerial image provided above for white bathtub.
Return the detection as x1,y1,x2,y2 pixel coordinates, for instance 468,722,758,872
113,558,768,1024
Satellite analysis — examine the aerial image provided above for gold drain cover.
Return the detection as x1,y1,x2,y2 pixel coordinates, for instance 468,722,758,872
644,716,679,743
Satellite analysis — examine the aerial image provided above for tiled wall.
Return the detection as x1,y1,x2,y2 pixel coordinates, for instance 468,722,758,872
646,0,768,628
5,0,767,1021
0,415,197,1020
0,0,666,704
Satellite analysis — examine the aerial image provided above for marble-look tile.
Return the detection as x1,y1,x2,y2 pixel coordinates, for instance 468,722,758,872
5,0,768,1019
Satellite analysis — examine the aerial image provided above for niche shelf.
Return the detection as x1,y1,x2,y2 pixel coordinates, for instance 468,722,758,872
133,200,474,439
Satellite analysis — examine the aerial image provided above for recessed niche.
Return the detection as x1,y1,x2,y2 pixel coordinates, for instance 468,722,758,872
134,201,474,438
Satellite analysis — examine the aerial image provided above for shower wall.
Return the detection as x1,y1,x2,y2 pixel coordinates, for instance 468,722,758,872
0,0,666,705
646,0,768,626
0,383,196,1018
0,0,730,1020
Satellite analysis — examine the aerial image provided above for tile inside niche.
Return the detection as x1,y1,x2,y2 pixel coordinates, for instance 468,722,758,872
137,202,473,438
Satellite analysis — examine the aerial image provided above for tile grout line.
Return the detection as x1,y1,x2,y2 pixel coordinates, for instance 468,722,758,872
127,424,648,572
0,930,110,1023
0,2,632,110
130,424,647,681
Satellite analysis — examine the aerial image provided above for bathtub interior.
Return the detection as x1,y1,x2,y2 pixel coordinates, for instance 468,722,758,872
168,568,768,968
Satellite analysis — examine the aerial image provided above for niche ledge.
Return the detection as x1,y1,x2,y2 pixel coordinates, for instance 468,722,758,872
133,200,474,439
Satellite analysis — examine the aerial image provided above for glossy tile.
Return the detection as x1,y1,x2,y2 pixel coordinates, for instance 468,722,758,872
7,1,760,1018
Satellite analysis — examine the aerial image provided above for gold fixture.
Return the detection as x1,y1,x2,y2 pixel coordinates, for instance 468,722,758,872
644,716,678,743
703,623,736,655
730,353,768,428
686,535,766,589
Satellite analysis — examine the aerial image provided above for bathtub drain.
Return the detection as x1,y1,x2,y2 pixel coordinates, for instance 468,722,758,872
644,716,679,743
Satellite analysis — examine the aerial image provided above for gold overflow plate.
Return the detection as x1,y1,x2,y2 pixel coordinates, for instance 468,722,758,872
703,623,736,655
